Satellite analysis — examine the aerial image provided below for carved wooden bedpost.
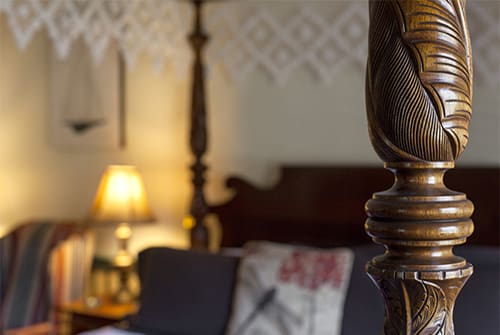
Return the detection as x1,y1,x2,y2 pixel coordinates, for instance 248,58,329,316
188,0,210,250
365,1,474,334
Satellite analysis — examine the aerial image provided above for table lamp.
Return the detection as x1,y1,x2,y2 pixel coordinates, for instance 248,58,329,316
88,165,155,303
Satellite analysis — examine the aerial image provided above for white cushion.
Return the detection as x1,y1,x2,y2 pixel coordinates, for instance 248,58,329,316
226,241,354,335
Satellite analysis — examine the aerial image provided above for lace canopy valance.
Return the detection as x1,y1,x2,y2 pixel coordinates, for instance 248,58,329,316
1,0,498,85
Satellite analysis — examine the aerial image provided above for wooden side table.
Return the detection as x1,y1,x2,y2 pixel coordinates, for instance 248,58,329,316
56,298,138,335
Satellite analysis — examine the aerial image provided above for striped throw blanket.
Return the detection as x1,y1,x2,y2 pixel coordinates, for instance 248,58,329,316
0,222,94,330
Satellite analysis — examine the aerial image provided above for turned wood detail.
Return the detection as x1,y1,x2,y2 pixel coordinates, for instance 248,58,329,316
365,163,474,335
365,1,474,334
188,0,209,250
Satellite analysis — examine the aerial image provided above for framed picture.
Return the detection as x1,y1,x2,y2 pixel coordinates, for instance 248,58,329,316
49,39,124,150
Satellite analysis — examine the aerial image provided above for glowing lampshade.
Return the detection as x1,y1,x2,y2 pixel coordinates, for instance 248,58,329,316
89,165,155,224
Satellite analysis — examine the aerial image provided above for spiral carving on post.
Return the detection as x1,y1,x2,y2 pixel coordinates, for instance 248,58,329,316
366,0,473,162
365,1,475,334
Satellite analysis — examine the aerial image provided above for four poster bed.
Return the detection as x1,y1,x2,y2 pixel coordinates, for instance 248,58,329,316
82,0,498,334
183,0,499,334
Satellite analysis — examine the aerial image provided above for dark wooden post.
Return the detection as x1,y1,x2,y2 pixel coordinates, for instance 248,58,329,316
365,1,474,334
188,0,209,250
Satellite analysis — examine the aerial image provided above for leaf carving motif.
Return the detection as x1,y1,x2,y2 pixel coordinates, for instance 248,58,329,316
366,0,473,162
377,278,449,335
408,281,448,335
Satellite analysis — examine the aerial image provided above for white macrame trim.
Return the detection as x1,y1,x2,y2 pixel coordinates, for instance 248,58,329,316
206,2,369,85
1,0,498,86
0,0,191,73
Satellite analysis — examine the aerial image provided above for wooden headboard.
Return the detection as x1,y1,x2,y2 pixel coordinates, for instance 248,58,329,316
210,166,499,248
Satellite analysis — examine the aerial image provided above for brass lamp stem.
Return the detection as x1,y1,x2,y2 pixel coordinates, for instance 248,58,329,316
113,222,134,303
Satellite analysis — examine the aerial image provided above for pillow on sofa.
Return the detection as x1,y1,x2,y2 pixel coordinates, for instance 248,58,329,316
226,241,354,335
129,247,239,335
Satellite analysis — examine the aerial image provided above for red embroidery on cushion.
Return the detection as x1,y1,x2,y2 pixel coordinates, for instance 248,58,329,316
278,250,347,291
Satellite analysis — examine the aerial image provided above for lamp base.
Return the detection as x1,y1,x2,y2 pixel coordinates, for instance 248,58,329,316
113,266,135,304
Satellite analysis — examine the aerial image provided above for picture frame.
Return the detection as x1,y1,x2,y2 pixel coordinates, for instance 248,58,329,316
49,40,124,150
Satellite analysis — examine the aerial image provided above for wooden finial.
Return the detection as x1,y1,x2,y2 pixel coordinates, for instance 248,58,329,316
366,0,473,162
365,1,474,334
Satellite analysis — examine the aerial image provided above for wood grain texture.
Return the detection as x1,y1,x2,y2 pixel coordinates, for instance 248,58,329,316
365,1,475,334
366,0,473,162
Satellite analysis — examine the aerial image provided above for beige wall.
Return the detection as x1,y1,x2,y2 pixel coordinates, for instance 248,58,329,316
0,18,192,254
1,16,498,257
